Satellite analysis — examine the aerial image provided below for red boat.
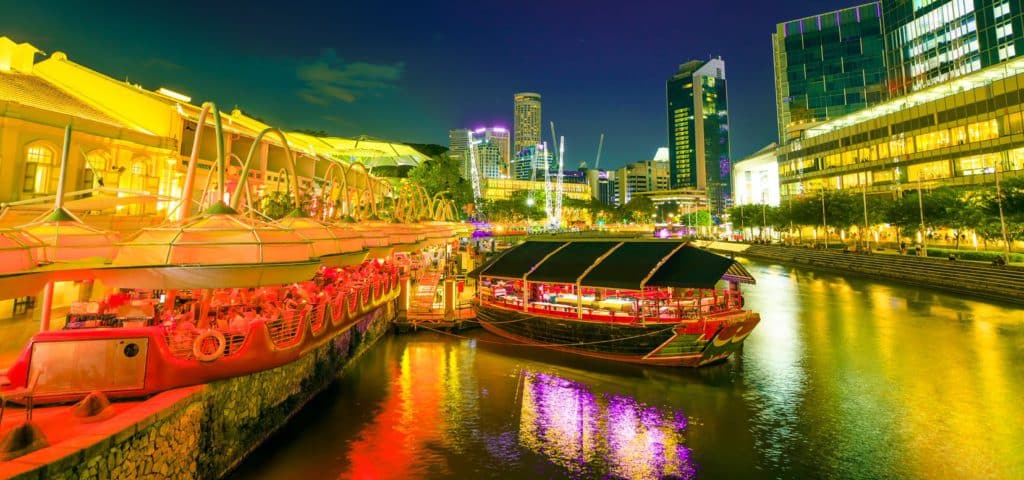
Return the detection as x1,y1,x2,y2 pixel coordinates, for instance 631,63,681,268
473,239,760,367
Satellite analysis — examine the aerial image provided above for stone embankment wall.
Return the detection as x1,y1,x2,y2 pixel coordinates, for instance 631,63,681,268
718,244,1024,304
11,303,394,480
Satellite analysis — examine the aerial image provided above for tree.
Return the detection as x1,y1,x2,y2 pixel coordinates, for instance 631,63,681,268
619,196,655,223
406,153,474,217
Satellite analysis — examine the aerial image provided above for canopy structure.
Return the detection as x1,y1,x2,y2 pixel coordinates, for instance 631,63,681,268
276,212,367,266
474,239,755,289
19,208,119,262
96,203,319,289
0,228,49,298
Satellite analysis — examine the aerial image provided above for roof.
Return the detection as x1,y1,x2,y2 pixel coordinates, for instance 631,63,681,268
0,71,129,128
475,239,755,289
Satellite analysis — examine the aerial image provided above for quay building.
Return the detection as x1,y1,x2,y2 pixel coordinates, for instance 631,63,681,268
773,0,1024,200
0,36,427,319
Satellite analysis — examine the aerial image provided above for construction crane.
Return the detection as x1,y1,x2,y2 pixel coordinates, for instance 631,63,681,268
594,133,604,170
549,121,565,228
467,130,482,203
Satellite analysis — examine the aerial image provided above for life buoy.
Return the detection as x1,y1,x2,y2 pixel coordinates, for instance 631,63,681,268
193,330,226,362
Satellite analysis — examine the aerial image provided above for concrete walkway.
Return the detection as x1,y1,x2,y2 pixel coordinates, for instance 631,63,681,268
698,241,1024,305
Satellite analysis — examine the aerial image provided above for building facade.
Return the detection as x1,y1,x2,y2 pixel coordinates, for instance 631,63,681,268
513,92,542,155
773,3,888,145
613,151,670,206
883,0,1024,97
732,143,781,206
513,144,552,180
481,178,591,202
449,128,471,179
777,55,1024,201
666,58,732,215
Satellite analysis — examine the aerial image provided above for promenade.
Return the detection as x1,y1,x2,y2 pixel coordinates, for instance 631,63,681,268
697,241,1024,305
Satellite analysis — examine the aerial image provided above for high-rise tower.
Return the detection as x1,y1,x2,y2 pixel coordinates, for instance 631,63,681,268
666,58,731,215
513,92,542,155
773,2,888,145
883,0,1024,97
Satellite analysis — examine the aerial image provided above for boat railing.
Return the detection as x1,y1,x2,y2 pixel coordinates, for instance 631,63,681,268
482,290,745,325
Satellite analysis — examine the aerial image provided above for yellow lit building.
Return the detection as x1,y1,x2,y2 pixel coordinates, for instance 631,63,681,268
481,178,591,202
0,36,425,322
778,56,1024,199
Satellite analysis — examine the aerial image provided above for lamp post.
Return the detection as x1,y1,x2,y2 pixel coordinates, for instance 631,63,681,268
761,191,768,241
917,173,927,257
862,171,870,251
821,188,828,249
995,159,1011,264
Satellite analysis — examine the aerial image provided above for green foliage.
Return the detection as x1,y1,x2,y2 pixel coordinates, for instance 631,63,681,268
405,143,449,158
406,153,474,218
619,196,655,223
926,247,1024,263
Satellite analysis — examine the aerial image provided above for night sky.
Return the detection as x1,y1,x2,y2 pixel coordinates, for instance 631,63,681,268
4,0,844,170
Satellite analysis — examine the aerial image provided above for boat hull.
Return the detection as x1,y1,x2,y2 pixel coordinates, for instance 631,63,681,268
475,304,760,367
3,277,400,403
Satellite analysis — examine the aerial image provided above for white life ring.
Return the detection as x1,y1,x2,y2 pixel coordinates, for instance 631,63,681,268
193,330,226,362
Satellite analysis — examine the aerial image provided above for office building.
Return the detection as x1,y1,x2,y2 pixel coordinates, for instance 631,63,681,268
613,149,671,206
773,3,888,145
582,168,613,204
732,143,780,206
776,55,1024,200
513,144,552,180
451,127,510,180
666,58,732,214
513,92,542,154
449,128,471,179
883,0,1024,97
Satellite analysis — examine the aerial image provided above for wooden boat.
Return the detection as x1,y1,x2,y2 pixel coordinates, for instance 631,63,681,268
2,265,400,403
472,239,760,367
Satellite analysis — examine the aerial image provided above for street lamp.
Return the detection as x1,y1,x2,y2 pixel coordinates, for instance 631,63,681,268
526,196,535,207
995,158,1011,264
821,187,828,249
916,172,928,257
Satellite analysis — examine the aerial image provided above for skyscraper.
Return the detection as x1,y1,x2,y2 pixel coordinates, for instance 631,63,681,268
773,2,888,145
666,58,732,215
513,92,541,155
450,127,510,180
449,128,472,179
514,144,551,180
883,0,1024,97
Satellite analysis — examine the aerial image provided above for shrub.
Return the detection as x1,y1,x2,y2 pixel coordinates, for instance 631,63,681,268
925,247,1024,263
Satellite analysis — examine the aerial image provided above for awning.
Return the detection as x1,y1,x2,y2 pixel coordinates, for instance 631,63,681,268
474,239,755,289
527,241,618,284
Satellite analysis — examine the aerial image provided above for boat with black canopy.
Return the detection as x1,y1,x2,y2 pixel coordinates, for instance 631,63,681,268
472,239,759,367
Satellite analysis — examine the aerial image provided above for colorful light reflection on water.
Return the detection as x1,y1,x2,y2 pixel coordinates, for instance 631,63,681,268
518,372,694,479
232,258,1024,479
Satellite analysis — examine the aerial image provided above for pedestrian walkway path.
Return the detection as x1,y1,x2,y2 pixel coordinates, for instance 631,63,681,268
410,270,441,313
699,241,1024,304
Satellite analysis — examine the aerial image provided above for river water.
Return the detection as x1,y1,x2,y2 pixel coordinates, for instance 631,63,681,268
231,259,1024,479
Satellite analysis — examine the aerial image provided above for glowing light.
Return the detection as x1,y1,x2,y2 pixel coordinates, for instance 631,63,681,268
156,87,191,103
658,228,670,239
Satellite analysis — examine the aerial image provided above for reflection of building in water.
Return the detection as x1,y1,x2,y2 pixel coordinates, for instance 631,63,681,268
345,340,478,479
518,371,696,480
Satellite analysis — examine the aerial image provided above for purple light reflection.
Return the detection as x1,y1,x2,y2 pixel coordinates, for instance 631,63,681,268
518,371,696,479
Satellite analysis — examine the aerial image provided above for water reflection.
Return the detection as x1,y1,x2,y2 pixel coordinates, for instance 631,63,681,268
233,259,1024,479
519,372,694,479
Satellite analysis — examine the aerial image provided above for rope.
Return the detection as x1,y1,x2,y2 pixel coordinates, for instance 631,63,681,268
412,319,677,348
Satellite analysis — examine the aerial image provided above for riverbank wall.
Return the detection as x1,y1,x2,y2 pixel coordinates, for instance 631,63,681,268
2,302,395,480
701,242,1024,304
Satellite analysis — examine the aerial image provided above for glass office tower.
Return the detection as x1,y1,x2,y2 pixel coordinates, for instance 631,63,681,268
666,58,731,215
773,2,888,145
884,0,1024,96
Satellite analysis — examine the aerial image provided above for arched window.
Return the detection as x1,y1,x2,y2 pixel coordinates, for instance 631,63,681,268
23,143,56,194
83,150,111,190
